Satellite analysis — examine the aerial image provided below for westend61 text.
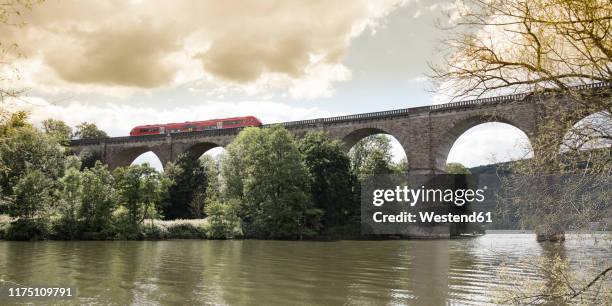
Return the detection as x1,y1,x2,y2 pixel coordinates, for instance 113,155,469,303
372,211,493,223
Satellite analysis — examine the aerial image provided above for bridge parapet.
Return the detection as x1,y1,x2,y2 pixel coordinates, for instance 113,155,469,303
71,81,610,147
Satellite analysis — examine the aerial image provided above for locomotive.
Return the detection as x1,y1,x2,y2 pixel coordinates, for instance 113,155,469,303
129,116,262,136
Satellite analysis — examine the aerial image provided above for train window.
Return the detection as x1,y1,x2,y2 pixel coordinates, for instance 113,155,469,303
223,120,243,126
140,127,159,133
203,125,216,130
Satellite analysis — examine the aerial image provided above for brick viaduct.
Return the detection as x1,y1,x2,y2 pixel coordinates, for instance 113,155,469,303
70,83,609,172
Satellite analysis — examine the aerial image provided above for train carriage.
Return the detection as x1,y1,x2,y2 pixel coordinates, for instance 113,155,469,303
129,116,262,136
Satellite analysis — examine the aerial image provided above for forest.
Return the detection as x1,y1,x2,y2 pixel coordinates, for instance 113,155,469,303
0,112,430,240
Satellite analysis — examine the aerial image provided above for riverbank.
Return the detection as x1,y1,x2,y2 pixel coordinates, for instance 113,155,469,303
0,215,211,240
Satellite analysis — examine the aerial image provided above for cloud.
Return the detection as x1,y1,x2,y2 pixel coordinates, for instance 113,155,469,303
2,0,407,98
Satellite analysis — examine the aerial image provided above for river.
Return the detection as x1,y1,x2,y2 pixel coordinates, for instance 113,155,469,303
0,233,609,305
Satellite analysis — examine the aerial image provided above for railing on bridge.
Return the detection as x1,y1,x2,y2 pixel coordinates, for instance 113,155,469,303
70,82,610,146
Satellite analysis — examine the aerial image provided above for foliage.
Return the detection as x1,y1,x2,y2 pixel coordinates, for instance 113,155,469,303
73,122,108,139
0,110,31,138
53,165,83,239
222,126,320,239
495,252,612,305
141,219,208,239
432,0,612,301
78,149,103,170
349,134,394,178
162,154,210,219
42,118,72,146
0,125,65,198
446,162,471,174
299,132,358,227
3,218,50,241
204,199,241,239
113,164,170,236
432,0,612,234
9,168,54,219
78,162,115,238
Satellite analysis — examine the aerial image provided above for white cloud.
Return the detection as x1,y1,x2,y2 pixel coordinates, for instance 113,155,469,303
3,0,409,100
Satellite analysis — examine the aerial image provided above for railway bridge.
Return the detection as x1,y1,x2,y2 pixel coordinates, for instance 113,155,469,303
70,83,609,172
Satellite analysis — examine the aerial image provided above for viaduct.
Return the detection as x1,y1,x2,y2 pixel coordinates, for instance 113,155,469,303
70,82,609,172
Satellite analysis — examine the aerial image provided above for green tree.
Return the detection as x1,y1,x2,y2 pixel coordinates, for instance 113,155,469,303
299,132,357,227
113,164,169,236
223,126,320,239
349,134,395,179
0,126,65,200
392,157,409,173
54,163,83,239
359,150,394,178
162,154,209,219
78,161,115,236
10,168,54,220
0,110,31,138
446,163,471,174
42,118,72,146
204,199,241,239
73,122,108,139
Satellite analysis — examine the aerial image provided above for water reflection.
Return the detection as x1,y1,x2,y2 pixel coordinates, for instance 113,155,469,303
0,234,608,305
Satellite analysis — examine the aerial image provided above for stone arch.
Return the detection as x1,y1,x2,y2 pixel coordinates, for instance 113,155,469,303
181,142,223,160
111,146,168,170
340,126,409,171
436,115,535,170
561,111,612,152
341,127,404,152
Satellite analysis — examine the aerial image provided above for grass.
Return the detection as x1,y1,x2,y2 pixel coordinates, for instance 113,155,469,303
141,218,209,239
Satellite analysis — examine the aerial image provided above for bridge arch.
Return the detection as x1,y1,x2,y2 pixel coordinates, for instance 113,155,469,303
181,142,224,160
341,127,404,152
561,111,612,152
437,115,535,170
111,146,169,170
341,127,409,173
132,151,164,171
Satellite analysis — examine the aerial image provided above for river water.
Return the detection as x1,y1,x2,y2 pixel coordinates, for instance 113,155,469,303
0,233,609,305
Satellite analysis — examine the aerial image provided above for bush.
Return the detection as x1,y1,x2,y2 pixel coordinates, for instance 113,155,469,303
4,219,50,240
204,200,242,239
142,219,208,239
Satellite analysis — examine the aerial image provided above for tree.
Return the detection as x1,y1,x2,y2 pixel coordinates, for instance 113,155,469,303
446,162,471,174
299,132,357,227
162,154,209,219
1,1,39,104
431,0,611,239
42,118,72,146
222,126,320,239
431,0,612,302
54,163,83,239
73,122,108,139
0,126,66,200
204,199,241,239
113,164,169,235
9,168,54,220
392,157,409,173
78,161,115,237
0,110,31,138
349,134,395,179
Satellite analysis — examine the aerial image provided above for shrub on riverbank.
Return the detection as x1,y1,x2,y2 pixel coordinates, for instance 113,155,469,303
142,219,209,239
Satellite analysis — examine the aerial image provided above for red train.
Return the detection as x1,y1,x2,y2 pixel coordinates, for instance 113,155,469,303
129,116,262,136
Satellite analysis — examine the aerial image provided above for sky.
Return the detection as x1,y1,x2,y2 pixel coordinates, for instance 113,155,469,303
3,0,532,169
